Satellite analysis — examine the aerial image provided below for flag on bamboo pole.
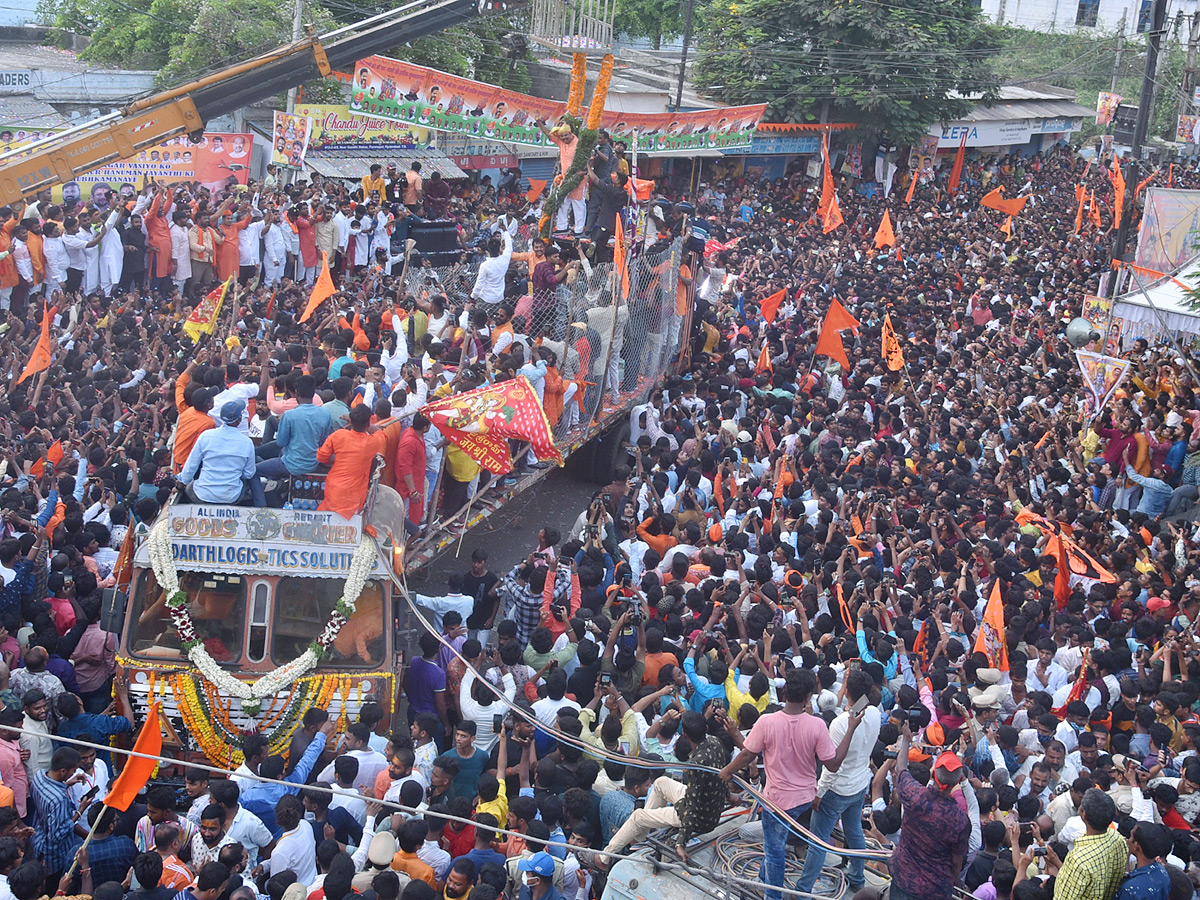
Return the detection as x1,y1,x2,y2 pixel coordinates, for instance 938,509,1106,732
1089,190,1103,229
1074,187,1086,235
111,523,136,593
947,131,968,195
759,287,786,324
1051,533,1074,610
17,300,52,385
1135,167,1161,199
822,192,843,233
103,702,163,811
818,132,835,217
974,579,1009,671
827,297,860,334
873,210,895,249
814,301,859,371
904,168,918,205
881,313,905,372
1110,156,1126,230
299,253,335,323
182,277,232,342
422,377,562,475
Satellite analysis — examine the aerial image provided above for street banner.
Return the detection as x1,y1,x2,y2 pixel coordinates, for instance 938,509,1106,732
1096,91,1122,125
1074,348,1131,416
349,55,767,153
270,111,313,169
293,103,427,147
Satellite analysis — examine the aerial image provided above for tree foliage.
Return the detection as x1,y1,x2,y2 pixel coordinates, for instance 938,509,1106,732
693,0,1001,143
614,0,685,50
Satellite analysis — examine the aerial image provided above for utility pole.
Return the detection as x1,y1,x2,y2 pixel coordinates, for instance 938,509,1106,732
285,0,303,113
675,0,695,110
1110,0,1167,295
1180,12,1200,123
1112,8,1127,93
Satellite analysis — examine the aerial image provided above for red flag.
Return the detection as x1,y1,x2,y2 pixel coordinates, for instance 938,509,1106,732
947,131,967,195
103,702,163,811
873,210,895,249
1051,533,1073,610
980,187,1027,217
1110,156,1126,231
17,300,52,385
422,377,563,475
755,342,773,374
821,192,843,233
904,169,918,206
759,287,786,324
300,252,335,323
974,579,1009,671
614,216,631,301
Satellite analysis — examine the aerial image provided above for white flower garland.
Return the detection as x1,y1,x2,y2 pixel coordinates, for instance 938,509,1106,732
145,516,379,715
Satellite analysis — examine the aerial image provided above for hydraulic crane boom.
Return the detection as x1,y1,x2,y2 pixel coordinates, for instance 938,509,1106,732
0,0,511,205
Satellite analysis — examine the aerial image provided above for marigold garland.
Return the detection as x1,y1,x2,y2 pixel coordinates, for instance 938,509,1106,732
566,53,587,116
585,54,614,131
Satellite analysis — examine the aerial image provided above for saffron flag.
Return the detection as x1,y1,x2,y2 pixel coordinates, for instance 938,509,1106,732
1074,188,1085,235
818,132,835,217
31,440,63,480
873,210,895,249
821,192,843,233
526,179,548,203
1088,190,1102,230
755,342,773,374
814,302,856,371
947,132,967,195
614,216,631,301
103,701,163,811
759,287,786,324
422,376,563,475
1051,533,1074,610
1014,508,1117,583
17,300,52,385
182,277,232,343
300,253,336,323
826,297,860,334
881,314,904,372
112,523,136,593
980,187,1028,217
974,579,1009,671
1110,156,1126,230
1000,216,1013,240
1135,167,1161,199
904,169,918,205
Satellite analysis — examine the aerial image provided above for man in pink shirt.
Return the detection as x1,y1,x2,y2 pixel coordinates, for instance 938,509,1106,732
721,668,864,900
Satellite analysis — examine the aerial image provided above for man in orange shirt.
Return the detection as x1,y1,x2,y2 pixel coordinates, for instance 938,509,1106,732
173,365,217,473
317,405,407,520
22,218,45,292
391,819,438,888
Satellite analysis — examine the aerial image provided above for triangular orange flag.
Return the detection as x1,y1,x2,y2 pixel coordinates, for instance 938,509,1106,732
1000,216,1012,240
818,133,835,217
873,210,895,249
822,193,843,233
814,308,852,371
755,342,773,374
1052,533,1073,610
614,216,630,301
31,440,63,480
973,580,1009,671
826,297,860,335
1074,188,1086,235
112,523,136,593
1134,167,1160,200
300,252,336,323
103,701,164,811
980,187,1028,217
17,300,52,385
881,313,904,372
759,287,786,324
526,179,548,203
904,169,918,206
1089,190,1103,229
947,132,967,196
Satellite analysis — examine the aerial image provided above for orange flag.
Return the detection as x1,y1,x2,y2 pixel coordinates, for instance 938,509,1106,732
759,287,786,324
614,216,630,301
31,440,63,480
821,193,843,233
980,187,1028,217
755,342,773,373
103,702,164,810
873,210,895,249
1000,216,1013,240
300,252,335,323
1110,156,1126,230
973,579,1009,671
111,523,136,593
836,583,854,630
814,306,853,371
904,169,918,206
881,313,904,371
1135,167,1160,199
17,300,52,385
1089,190,1103,230
826,297,860,334
947,132,967,196
1051,533,1073,610
526,179,548,202
1074,188,1085,235
818,132,835,217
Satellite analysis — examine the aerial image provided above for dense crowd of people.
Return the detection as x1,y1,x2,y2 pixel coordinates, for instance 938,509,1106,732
1,113,1200,900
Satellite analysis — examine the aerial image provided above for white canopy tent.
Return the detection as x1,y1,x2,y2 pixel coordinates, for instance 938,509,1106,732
1112,258,1200,346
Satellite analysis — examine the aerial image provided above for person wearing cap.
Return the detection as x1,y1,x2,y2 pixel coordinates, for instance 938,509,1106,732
178,399,264,507
516,851,561,900
887,720,971,900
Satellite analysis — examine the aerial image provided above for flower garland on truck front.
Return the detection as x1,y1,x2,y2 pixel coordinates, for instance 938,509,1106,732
145,516,378,715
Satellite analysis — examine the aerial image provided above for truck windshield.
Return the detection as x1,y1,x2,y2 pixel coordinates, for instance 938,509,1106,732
272,578,385,667
128,570,247,663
